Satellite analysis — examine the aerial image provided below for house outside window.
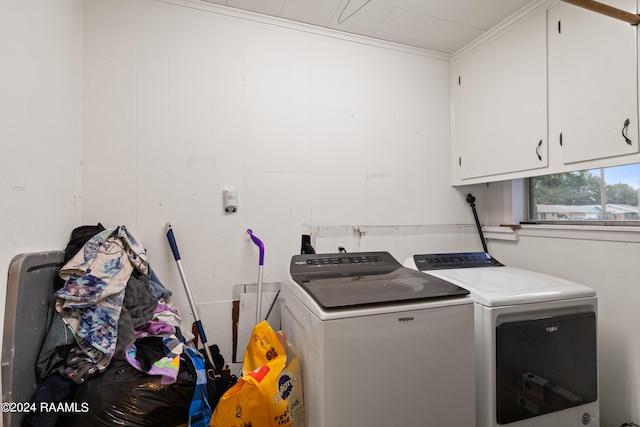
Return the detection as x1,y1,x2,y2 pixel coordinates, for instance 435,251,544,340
529,164,640,223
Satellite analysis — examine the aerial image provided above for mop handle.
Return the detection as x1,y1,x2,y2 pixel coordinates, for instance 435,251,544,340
166,224,182,261
166,224,218,376
247,229,265,324
247,229,264,265
166,225,200,314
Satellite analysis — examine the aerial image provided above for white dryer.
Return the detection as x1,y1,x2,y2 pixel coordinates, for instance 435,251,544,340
405,252,599,427
281,251,476,427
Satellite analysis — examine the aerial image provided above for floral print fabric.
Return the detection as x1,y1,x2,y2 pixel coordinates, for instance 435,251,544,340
55,226,148,374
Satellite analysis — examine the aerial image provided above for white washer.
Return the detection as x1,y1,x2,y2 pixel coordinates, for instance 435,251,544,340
404,252,599,427
281,251,476,427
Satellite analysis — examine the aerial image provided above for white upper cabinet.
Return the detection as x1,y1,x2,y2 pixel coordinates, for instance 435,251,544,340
548,0,638,165
452,4,548,183
451,0,640,185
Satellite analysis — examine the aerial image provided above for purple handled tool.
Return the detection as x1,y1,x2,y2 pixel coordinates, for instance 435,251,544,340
247,229,265,324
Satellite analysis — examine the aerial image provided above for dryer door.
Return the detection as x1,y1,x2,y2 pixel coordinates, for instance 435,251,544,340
496,311,597,424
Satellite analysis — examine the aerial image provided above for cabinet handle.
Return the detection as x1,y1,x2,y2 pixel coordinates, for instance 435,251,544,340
536,140,543,161
622,118,632,145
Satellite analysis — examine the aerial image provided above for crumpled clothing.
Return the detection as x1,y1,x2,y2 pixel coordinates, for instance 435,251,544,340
154,302,182,327
135,320,175,340
183,346,212,427
54,225,148,377
125,273,159,327
135,302,182,341
56,346,104,384
125,336,184,385
135,302,182,340
36,309,76,379
115,273,160,359
23,374,78,427
148,265,173,299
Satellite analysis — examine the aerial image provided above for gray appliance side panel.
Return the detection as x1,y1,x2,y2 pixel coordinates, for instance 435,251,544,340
321,304,475,426
2,251,64,427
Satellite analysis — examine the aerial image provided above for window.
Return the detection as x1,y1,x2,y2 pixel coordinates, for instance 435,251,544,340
528,164,640,224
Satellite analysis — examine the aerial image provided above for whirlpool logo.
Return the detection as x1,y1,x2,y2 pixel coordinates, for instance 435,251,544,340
398,316,414,323
546,326,558,333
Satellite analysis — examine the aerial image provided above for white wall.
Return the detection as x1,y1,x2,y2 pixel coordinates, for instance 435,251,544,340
0,0,82,396
5,1,635,426
80,0,482,366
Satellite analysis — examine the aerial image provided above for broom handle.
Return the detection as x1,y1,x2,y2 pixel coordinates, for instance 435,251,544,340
247,229,265,324
166,224,217,376
561,0,640,25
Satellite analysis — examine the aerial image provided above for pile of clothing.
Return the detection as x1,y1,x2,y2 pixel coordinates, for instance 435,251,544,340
25,224,227,427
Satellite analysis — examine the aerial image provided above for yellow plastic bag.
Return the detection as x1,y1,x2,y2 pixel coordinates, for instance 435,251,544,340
210,321,304,427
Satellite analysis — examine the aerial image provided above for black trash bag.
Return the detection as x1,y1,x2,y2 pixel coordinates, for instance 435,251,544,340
55,345,236,427
57,359,194,427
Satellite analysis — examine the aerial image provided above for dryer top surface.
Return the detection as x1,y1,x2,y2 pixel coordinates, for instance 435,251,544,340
421,265,595,307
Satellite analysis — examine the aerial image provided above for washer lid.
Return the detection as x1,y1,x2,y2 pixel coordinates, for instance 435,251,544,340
290,251,469,309
425,266,596,307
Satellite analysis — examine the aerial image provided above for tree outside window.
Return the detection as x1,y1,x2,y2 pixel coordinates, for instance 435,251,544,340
529,164,640,221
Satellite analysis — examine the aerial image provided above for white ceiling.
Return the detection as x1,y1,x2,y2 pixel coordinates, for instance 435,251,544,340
202,0,539,54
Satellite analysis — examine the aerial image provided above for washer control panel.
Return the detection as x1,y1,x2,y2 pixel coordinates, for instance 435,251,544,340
414,252,501,270
291,251,398,281
305,254,383,266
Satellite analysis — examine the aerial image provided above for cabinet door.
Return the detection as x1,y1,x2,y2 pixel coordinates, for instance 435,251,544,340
548,0,638,165
453,5,548,181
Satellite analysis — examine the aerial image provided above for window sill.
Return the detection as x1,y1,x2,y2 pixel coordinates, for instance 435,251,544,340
485,223,640,244
484,226,520,242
